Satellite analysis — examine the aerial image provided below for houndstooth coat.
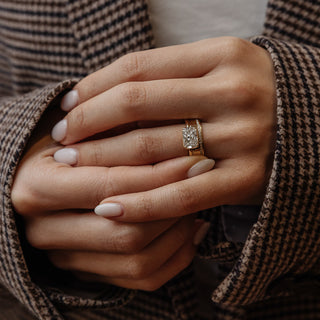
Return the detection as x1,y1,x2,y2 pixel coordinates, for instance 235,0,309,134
0,0,319,319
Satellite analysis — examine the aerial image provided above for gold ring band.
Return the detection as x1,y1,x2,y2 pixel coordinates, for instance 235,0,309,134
182,119,204,156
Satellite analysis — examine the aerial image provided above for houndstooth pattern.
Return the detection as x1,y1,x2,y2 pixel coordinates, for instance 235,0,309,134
0,0,319,319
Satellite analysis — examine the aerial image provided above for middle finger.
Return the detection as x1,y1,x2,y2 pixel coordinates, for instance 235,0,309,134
53,77,215,145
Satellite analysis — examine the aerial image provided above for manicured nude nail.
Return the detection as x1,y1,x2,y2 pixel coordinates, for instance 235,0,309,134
187,159,215,178
51,119,67,142
94,203,123,218
54,148,78,165
61,90,79,112
193,222,210,245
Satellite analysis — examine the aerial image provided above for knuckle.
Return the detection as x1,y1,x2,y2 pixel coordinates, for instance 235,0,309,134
69,105,86,130
94,167,115,202
227,77,257,107
119,52,149,80
119,83,147,117
115,228,146,254
136,247,195,292
134,130,158,163
126,256,151,279
221,36,250,60
11,186,27,214
90,141,104,165
12,183,41,216
125,237,146,254
136,194,155,221
149,164,166,188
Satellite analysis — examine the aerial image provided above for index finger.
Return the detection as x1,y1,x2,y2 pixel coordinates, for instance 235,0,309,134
70,38,223,108
93,169,225,222
94,159,262,222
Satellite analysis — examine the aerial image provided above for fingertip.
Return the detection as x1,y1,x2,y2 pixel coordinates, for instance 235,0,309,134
187,158,215,178
51,119,67,142
61,90,79,112
54,148,78,165
94,203,124,218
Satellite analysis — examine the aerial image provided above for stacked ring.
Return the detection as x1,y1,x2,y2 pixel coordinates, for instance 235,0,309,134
182,119,204,156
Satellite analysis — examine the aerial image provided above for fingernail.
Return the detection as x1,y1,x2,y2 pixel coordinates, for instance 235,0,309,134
193,222,210,245
61,90,79,112
94,203,123,218
54,148,78,165
51,119,67,142
187,159,215,178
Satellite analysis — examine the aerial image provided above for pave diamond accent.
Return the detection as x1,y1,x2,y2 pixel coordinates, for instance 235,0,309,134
182,126,199,149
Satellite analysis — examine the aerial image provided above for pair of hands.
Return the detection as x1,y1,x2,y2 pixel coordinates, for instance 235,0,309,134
12,37,276,291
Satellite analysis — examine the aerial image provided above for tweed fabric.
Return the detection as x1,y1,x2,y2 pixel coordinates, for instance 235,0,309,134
211,35,320,306
0,0,319,319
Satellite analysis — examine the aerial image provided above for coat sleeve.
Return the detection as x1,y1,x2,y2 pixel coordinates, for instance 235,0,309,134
210,35,320,307
0,80,141,320
0,81,77,320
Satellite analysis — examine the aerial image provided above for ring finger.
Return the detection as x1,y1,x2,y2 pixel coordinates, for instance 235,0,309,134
54,122,249,167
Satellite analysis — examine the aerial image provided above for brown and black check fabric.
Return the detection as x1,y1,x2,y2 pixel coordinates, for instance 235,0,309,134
0,0,319,319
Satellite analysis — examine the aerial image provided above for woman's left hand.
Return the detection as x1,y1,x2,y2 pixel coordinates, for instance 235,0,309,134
52,36,276,222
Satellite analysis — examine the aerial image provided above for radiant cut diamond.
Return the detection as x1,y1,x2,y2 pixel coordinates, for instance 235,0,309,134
182,126,199,149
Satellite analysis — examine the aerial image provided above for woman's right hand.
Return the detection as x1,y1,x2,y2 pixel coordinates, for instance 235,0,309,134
11,113,212,290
